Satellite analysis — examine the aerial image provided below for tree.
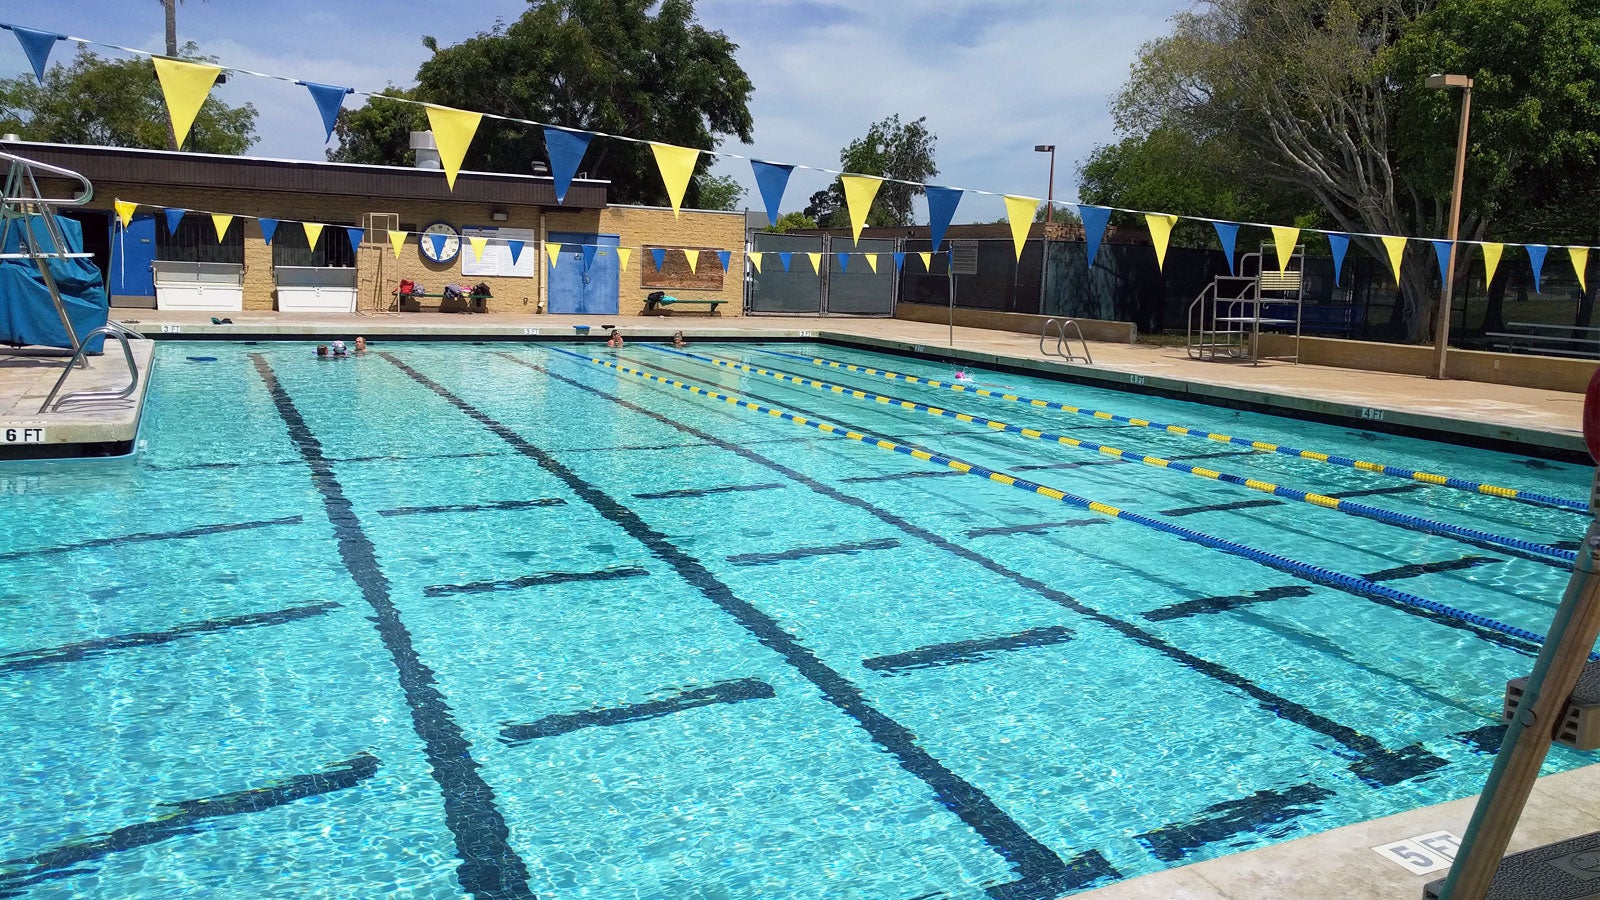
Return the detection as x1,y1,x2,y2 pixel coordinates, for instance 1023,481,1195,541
768,210,816,233
0,46,257,154
694,172,746,211
329,0,755,206
327,88,424,165
805,114,937,228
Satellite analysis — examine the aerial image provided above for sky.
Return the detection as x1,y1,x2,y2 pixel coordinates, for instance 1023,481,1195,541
0,0,1191,224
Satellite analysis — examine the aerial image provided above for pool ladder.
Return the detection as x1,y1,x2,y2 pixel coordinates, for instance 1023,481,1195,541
37,323,144,413
1040,318,1092,364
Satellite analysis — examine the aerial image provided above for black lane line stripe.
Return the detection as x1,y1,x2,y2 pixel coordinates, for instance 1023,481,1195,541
1453,724,1506,755
559,353,1446,789
864,627,1075,675
425,566,649,598
965,520,1107,538
1010,460,1130,472
0,601,341,675
841,470,969,483
1324,484,1425,499
500,678,776,746
1133,782,1332,863
561,442,709,453
1361,556,1500,582
1162,450,1261,461
726,537,901,567
1143,587,1316,623
395,352,1116,900
633,482,786,500
0,753,379,896
378,498,567,517
148,450,507,472
0,516,303,563
1159,498,1284,517
250,356,532,900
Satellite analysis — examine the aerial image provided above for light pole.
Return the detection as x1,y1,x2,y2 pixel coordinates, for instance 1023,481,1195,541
1034,145,1056,223
1427,73,1473,380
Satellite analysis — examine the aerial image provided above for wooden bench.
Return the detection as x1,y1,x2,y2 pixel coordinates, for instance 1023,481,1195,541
645,294,724,315
393,290,489,313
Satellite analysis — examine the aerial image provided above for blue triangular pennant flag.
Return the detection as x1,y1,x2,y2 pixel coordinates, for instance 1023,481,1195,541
1527,244,1548,293
164,208,186,233
581,244,598,271
1078,205,1113,268
925,186,963,252
836,252,851,273
1327,233,1350,286
428,233,447,259
1430,239,1454,281
1212,221,1239,274
8,26,62,84
717,250,731,272
650,247,666,271
507,240,524,265
750,160,794,227
779,251,793,273
893,252,906,272
544,126,593,205
345,227,364,254
258,217,279,245
300,81,352,143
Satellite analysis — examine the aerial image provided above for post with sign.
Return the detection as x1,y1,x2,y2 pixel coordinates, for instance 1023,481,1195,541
948,241,978,347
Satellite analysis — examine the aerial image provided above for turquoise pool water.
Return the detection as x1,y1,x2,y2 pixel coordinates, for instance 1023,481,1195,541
0,339,1593,899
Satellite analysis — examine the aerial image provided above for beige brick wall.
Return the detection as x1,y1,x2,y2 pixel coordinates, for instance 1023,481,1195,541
77,180,747,317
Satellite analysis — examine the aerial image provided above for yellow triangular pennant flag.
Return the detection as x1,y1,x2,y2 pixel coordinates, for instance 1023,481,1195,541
1381,236,1407,281
1571,247,1590,293
469,235,488,261
1003,195,1037,261
1480,242,1503,286
649,142,700,217
303,222,324,248
617,247,632,273
424,105,482,191
114,200,137,228
152,57,221,149
684,249,700,274
918,251,932,271
749,252,762,273
806,252,823,274
865,253,878,274
210,213,233,242
1270,226,1300,275
545,242,562,268
1145,214,1178,272
388,230,408,258
840,175,883,245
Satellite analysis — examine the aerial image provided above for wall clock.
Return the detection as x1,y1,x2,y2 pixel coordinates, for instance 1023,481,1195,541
419,221,461,264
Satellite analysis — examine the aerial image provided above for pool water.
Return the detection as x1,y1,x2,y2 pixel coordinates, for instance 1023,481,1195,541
0,340,1593,899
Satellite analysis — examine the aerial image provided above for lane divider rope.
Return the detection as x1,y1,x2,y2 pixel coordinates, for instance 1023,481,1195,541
745,346,1590,515
548,346,1562,654
649,346,1576,566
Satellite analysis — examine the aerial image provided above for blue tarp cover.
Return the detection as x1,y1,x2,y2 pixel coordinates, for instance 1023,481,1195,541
0,214,108,352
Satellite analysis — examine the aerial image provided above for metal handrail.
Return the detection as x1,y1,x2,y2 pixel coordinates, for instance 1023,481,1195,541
0,147,95,207
1040,317,1093,364
37,326,140,413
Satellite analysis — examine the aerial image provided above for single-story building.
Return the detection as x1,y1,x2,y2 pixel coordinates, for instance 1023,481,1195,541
8,139,745,317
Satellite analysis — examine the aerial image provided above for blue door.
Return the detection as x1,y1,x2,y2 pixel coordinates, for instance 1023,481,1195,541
110,213,157,305
547,232,620,315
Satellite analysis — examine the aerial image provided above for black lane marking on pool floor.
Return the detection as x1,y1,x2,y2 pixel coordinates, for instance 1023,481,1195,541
863,627,1075,675
726,537,901,567
0,753,379,897
1143,587,1316,622
0,515,303,563
398,353,1117,900
0,601,341,676
842,469,968,483
1159,498,1284,517
633,482,786,500
251,356,533,900
965,520,1107,539
1360,556,1500,582
1323,484,1425,499
147,450,508,473
1452,724,1506,755
499,678,776,746
583,353,1448,790
378,498,567,517
1133,782,1333,863
425,565,650,598
1162,449,1262,461
1010,460,1130,472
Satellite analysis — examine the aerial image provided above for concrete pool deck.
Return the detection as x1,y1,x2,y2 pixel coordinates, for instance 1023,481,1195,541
5,308,1597,895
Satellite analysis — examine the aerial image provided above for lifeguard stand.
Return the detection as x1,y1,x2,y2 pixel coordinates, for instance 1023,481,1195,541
1187,242,1305,365
358,212,400,316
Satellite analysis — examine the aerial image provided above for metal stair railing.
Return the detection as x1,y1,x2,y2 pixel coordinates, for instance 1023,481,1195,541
1040,317,1093,364
0,148,100,367
37,326,140,413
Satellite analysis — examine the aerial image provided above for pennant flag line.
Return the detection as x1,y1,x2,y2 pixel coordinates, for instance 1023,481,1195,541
865,254,878,274
507,239,524,265
717,250,731,273
840,175,882,245
429,233,449,260
616,247,631,272
259,217,280,245
750,160,794,227
1327,234,1350,286
301,82,353,143
425,105,482,191
1430,240,1454,282
469,235,489,261
582,244,599,272
893,252,906,273
388,229,407,258
779,252,792,273
1571,246,1589,293
1078,205,1112,268
8,25,62,83
925,186,963,252
544,126,592,204
918,251,933,271
114,200,136,228
1003,195,1037,262
1212,222,1239,273
1145,213,1178,272
1481,242,1503,286
749,252,762,273
303,222,325,249
546,242,562,268
344,227,363,254
1269,226,1300,275
650,143,700,218
836,252,849,273
152,57,222,150
1380,236,1407,282
1528,244,1548,293
164,208,185,233
806,252,822,274
211,213,233,242
650,247,666,271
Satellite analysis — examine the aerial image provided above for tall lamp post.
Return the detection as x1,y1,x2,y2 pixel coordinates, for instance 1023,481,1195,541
1427,73,1473,380
1034,144,1056,223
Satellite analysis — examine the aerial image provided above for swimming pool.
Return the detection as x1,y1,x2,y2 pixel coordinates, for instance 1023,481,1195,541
0,339,1592,898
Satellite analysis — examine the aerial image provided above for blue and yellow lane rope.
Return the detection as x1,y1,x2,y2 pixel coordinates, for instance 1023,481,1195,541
746,346,1590,515
646,346,1576,567
546,346,1560,653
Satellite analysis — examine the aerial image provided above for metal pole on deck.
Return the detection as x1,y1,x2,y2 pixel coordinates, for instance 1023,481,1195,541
1435,368,1600,899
